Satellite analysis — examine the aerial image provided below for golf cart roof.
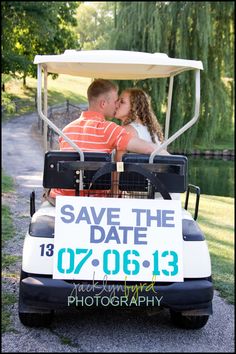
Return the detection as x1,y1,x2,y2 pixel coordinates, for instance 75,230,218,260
34,50,203,79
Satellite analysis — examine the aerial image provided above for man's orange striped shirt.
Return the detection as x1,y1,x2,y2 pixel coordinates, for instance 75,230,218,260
50,111,132,197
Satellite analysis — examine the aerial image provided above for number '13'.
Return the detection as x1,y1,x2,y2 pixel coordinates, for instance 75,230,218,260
152,250,178,276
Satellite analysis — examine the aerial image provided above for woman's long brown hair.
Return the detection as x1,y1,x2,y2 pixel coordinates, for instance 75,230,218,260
122,88,164,143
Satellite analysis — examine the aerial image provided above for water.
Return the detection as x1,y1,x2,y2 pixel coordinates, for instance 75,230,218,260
187,156,234,198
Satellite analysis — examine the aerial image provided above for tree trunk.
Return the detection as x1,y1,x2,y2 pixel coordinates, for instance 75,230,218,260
23,75,26,88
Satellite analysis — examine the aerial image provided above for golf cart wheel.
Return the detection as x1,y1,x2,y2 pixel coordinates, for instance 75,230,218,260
170,310,209,329
19,311,53,327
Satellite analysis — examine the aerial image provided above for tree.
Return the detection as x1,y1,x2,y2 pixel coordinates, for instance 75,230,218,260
75,2,114,50
110,2,234,151
1,1,81,86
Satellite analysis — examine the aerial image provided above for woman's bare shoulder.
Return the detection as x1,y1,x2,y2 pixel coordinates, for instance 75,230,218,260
124,124,138,137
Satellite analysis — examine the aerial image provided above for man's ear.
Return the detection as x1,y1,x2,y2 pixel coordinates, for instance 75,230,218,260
99,99,106,109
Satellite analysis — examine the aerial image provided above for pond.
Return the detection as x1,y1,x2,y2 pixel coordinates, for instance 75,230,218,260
187,156,234,198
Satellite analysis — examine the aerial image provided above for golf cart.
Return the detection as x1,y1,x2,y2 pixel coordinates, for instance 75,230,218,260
18,50,213,329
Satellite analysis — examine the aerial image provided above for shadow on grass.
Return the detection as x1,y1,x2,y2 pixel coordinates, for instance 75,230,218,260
198,215,234,234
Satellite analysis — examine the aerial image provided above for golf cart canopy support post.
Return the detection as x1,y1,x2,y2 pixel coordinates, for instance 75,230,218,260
37,64,84,189
35,50,203,163
149,69,200,163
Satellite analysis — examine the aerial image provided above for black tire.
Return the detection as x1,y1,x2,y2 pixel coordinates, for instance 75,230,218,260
18,269,54,327
19,311,53,327
170,310,209,329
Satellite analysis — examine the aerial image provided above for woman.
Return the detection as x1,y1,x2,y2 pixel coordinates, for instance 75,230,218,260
115,87,164,145
114,88,178,200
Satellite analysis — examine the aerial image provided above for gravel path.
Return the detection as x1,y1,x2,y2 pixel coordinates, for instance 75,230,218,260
2,113,235,352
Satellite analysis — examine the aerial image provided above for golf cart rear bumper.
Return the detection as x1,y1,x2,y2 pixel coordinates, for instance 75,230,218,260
19,276,213,314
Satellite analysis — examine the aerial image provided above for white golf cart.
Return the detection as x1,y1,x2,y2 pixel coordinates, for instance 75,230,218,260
18,50,213,329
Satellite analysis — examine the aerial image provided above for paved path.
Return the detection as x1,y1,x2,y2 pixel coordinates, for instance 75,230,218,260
2,113,235,352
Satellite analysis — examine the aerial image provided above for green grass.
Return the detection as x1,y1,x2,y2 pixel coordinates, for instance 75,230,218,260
2,74,90,119
2,169,14,192
2,254,21,269
1,292,17,333
182,194,234,304
2,205,15,246
2,252,20,332
2,170,15,246
60,336,73,346
2,170,18,333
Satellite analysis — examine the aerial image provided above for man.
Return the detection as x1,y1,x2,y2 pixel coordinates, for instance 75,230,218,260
49,79,162,200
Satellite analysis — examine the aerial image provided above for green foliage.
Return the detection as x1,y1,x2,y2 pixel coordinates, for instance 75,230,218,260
110,2,234,151
2,92,16,115
76,2,114,50
1,2,81,82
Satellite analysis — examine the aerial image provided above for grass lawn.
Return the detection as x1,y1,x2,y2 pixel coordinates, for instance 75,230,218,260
2,169,15,193
2,170,15,246
182,193,234,304
1,170,17,332
2,74,91,119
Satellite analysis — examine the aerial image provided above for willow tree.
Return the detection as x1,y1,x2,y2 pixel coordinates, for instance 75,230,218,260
110,2,234,151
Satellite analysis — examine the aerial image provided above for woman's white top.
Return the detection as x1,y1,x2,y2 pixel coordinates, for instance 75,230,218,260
129,122,160,144
129,122,180,201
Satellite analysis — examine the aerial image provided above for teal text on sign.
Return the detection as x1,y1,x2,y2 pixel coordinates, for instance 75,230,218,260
57,248,178,277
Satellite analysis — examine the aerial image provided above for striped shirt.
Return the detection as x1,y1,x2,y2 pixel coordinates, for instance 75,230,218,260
59,111,131,152
50,111,132,198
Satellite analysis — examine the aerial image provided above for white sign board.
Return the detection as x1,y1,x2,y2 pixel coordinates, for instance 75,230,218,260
53,196,183,282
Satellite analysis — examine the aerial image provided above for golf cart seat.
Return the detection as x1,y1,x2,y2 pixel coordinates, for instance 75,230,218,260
30,152,202,241
119,153,188,195
42,151,188,196
43,151,112,191
30,151,202,241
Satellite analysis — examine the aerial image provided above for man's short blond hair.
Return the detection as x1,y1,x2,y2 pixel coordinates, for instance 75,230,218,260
87,79,118,103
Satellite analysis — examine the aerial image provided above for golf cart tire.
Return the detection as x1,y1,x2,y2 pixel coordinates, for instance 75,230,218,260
19,311,54,327
170,310,209,329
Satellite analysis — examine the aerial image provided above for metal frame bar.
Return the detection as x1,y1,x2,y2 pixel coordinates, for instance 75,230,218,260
37,64,84,189
184,184,200,220
150,69,201,163
37,64,84,159
164,75,174,141
43,67,48,152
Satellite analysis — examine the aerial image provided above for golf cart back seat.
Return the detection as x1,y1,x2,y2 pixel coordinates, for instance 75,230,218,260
43,151,112,191
119,153,188,194
30,152,202,240
30,152,201,240
42,151,188,195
